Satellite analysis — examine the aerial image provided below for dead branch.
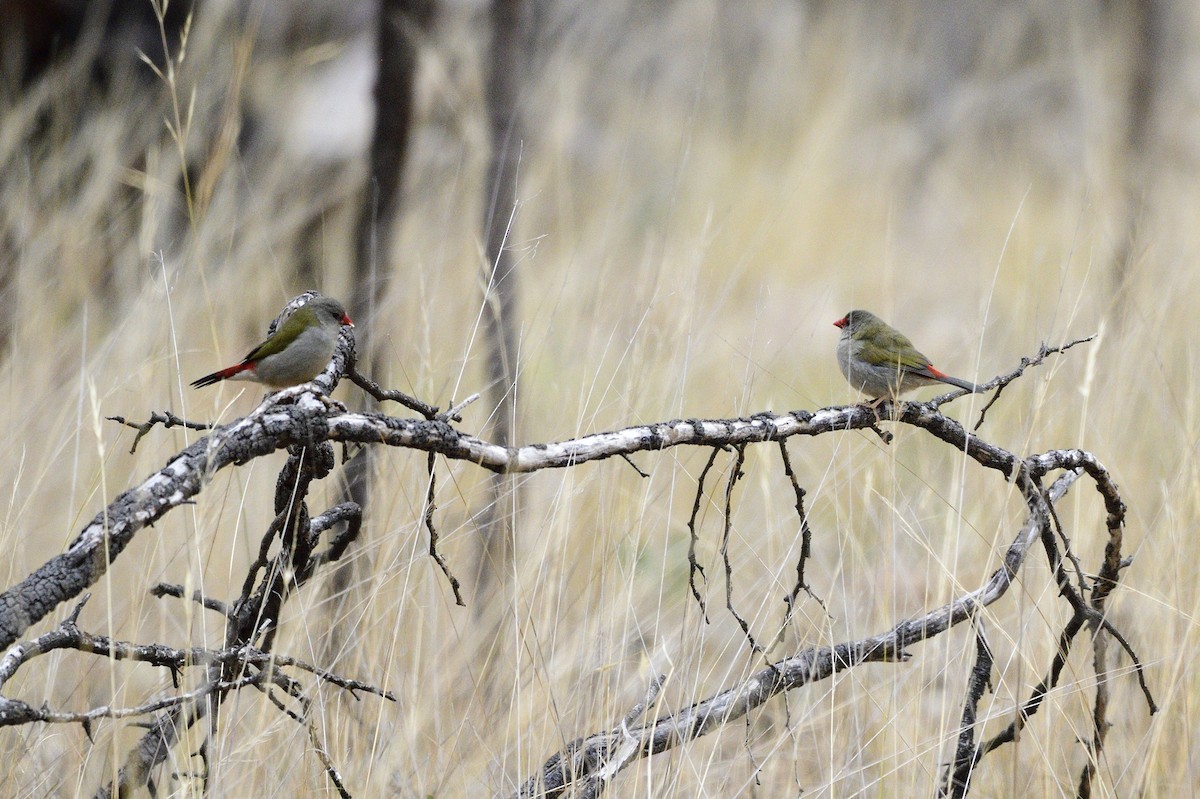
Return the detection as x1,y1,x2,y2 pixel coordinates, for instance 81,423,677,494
349,367,442,420
106,411,213,453
719,445,761,654
685,448,721,622
0,300,1151,796
0,389,999,651
507,458,1150,797
939,621,994,798
776,439,825,625
424,451,465,605
95,431,370,797
970,335,1096,429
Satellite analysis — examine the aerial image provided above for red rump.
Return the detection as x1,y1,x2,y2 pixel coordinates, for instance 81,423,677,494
190,361,256,388
218,363,255,378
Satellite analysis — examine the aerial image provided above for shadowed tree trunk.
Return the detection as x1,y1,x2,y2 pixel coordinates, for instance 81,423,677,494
1110,0,1164,318
475,0,530,603
324,0,434,664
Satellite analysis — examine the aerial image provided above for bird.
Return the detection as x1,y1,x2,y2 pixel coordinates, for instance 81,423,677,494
834,309,978,404
191,296,354,389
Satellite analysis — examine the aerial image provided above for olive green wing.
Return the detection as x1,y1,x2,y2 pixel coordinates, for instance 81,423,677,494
244,306,315,362
856,325,933,370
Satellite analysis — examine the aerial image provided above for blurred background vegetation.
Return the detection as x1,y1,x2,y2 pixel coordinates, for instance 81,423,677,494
0,0,1191,795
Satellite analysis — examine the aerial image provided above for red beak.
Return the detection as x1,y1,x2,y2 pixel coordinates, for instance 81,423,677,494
341,313,355,327
833,316,847,329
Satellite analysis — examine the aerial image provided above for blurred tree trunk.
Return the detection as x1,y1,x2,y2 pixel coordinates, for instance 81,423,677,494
323,0,434,664
0,0,190,87
1110,0,1164,316
354,0,435,313
475,0,530,605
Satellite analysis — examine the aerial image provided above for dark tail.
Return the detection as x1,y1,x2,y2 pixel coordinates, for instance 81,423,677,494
190,371,224,389
935,374,978,393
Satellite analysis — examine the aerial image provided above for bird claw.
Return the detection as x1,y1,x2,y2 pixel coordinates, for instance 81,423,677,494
268,385,305,402
317,394,348,414
857,397,895,443
262,383,346,414
858,396,887,426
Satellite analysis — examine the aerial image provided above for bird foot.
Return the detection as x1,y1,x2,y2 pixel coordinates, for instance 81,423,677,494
262,383,346,414
264,384,309,404
859,397,895,443
859,396,887,425
317,394,349,414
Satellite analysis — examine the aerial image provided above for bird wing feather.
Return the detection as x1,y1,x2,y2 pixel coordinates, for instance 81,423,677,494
242,306,316,362
856,326,932,371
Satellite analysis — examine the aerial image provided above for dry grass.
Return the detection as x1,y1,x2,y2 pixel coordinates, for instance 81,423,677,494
0,1,1191,796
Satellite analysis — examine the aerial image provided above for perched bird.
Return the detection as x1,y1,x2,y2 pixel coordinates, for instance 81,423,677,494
191,296,354,389
834,310,978,404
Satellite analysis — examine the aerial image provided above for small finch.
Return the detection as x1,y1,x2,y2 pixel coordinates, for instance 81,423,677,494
834,310,978,403
191,296,354,390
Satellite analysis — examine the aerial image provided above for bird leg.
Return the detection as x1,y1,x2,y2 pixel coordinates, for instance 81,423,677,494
316,394,349,414
857,395,896,442
862,395,887,425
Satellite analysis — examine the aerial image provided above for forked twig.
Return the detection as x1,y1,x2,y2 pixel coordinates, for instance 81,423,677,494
425,451,465,606
108,411,213,453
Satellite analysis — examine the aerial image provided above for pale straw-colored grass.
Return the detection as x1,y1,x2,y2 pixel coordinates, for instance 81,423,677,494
0,2,1189,795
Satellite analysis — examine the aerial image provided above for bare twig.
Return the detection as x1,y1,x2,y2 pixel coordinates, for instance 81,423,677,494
940,621,994,798
621,673,665,730
975,612,1085,761
685,448,722,622
618,453,649,478
444,392,480,421
1079,622,1109,798
107,411,213,453
1039,474,1092,594
720,445,761,654
513,673,667,799
97,403,365,795
776,440,826,627
307,711,353,799
509,437,1152,796
149,582,234,618
309,502,365,569
260,664,355,798
971,335,1096,429
424,451,465,606
348,367,443,420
